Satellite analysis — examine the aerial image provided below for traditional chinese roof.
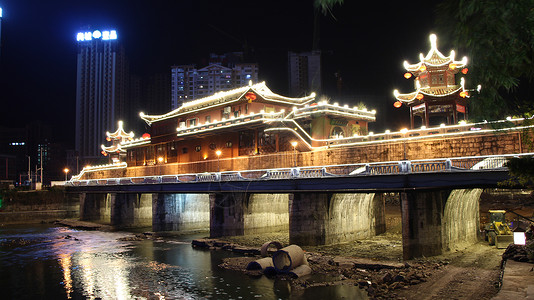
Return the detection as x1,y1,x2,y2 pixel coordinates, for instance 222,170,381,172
101,143,125,153
394,78,466,104
106,121,134,140
139,82,316,125
403,34,467,75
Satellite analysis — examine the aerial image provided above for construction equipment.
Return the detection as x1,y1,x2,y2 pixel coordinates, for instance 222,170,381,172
484,210,514,249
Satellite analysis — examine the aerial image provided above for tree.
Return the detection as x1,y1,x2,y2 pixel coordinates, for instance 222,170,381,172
313,0,344,16
436,0,534,121
311,0,344,50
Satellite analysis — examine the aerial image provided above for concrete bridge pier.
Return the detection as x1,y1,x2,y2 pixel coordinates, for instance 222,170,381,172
289,193,386,246
401,189,482,260
152,193,210,232
209,193,290,238
79,193,111,223
110,193,152,228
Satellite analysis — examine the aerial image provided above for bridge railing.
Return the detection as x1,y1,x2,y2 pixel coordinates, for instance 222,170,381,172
67,153,534,187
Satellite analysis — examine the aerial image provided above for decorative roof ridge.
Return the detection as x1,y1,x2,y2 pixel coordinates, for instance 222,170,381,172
403,34,468,71
101,143,126,153
394,78,465,102
140,82,316,124
106,121,134,139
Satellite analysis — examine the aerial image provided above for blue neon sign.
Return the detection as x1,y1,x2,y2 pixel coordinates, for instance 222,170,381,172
76,30,117,42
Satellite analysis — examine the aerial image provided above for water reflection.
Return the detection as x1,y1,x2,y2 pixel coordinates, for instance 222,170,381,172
58,253,73,299
0,225,367,299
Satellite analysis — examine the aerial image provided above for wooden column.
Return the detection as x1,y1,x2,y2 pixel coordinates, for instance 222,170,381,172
424,103,430,127
410,107,414,129
452,102,458,124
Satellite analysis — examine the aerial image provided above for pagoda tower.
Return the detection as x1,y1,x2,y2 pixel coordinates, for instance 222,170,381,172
393,34,470,128
101,121,134,163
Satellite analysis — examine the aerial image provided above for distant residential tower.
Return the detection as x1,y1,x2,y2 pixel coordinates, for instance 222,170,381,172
288,51,322,97
171,52,259,109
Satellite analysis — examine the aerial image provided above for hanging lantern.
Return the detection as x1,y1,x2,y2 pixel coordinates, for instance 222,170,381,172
245,92,257,102
394,101,402,108
106,136,111,142
404,72,412,79
449,63,457,70
101,151,108,156
419,65,426,72
416,94,424,100
142,133,151,139
460,91,468,98
461,68,468,74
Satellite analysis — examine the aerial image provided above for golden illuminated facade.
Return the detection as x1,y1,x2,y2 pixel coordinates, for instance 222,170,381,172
393,34,470,128
120,82,375,166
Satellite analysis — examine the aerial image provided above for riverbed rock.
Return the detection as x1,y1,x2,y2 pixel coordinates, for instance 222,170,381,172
381,272,393,284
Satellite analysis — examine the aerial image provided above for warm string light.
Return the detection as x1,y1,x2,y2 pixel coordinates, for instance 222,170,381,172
394,78,467,103
140,82,316,125
70,162,128,181
71,119,534,181
101,121,135,155
396,34,469,105
403,34,468,72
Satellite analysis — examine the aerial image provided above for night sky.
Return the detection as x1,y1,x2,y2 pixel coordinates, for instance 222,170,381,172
0,0,441,147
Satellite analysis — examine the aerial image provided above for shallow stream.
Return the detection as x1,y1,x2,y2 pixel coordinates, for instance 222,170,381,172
0,224,366,299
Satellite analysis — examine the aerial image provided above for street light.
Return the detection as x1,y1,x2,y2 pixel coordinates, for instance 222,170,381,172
63,168,69,182
400,128,408,160
215,150,222,172
291,141,298,167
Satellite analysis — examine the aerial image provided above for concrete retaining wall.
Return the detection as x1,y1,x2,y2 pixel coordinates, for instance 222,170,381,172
0,190,80,224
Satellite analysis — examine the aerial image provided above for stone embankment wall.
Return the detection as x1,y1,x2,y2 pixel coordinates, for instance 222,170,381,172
80,130,525,180
0,188,79,224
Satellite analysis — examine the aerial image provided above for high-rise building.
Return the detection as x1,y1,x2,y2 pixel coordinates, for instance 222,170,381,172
75,29,129,162
288,50,322,97
170,53,259,109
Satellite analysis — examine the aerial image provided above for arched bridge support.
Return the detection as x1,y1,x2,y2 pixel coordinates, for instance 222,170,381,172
289,193,386,246
401,189,482,260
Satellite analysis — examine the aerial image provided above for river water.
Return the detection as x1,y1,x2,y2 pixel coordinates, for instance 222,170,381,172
0,225,367,299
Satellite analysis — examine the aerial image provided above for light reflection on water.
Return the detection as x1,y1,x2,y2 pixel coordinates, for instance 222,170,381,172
0,225,367,299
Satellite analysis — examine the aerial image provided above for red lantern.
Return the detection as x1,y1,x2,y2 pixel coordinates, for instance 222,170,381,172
460,91,468,98
404,73,412,79
245,92,257,102
419,65,427,72
461,68,468,74
106,137,111,141
142,133,151,139
101,151,108,156
449,63,457,70
416,94,424,100
393,101,402,108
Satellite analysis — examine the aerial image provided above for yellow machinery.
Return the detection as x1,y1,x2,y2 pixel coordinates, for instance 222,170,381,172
484,210,514,249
